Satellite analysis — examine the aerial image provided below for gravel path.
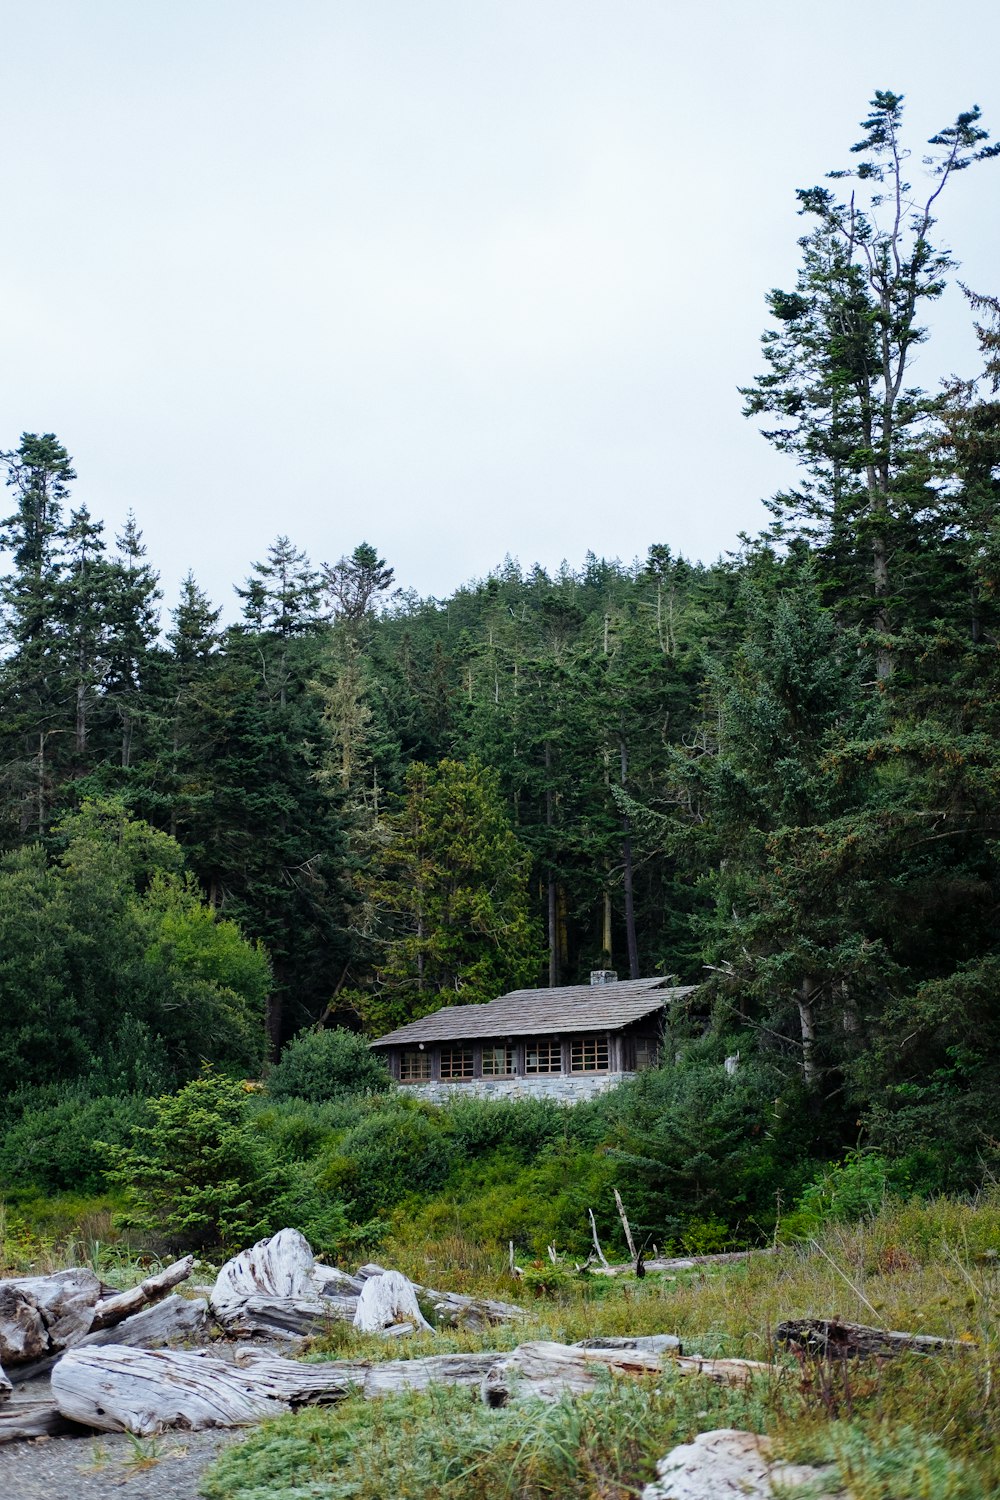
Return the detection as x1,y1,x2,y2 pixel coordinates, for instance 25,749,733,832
0,1426,246,1500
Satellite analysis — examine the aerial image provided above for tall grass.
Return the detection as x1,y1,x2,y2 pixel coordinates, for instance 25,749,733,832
204,1192,1000,1500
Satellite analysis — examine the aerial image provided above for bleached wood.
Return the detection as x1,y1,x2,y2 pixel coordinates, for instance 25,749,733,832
214,1292,358,1338
90,1256,194,1330
51,1342,505,1434
51,1346,289,1435
210,1228,316,1312
355,1261,523,1331
234,1347,497,1399
0,1361,10,1396
83,1294,208,1349
0,1269,102,1365
0,1400,70,1443
482,1341,780,1405
641,1428,841,1499
353,1271,433,1334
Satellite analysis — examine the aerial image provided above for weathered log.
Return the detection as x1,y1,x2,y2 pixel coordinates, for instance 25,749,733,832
0,1361,10,1397
576,1334,682,1355
483,1341,780,1406
7,1295,210,1384
0,1269,102,1365
211,1228,317,1311
353,1271,433,1334
234,1347,499,1400
51,1346,289,1435
483,1340,663,1404
0,1400,73,1444
51,1343,505,1433
214,1292,358,1339
776,1317,973,1361
641,1428,842,1500
83,1293,208,1349
90,1255,194,1330
356,1262,524,1331
211,1230,364,1335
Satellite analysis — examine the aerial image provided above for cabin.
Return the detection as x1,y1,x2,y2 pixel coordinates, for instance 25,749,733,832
369,971,694,1102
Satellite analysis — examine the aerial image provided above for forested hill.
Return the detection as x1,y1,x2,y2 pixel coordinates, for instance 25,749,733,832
2,92,999,1183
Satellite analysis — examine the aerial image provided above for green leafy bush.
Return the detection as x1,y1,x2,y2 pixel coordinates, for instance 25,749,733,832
267,1027,391,1103
102,1070,288,1254
0,1091,147,1195
780,1151,891,1241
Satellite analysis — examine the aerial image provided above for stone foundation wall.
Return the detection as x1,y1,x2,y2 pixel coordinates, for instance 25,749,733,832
403,1072,634,1105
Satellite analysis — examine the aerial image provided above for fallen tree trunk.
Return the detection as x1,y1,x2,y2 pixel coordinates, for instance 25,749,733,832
776,1318,974,1360
0,1269,102,1365
356,1262,525,1331
52,1347,290,1435
0,1257,197,1373
353,1270,433,1334
482,1341,779,1406
7,1296,209,1385
51,1344,503,1433
90,1256,194,1331
0,1400,73,1444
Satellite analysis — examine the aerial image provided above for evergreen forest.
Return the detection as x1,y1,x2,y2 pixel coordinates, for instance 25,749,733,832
2,90,1000,1253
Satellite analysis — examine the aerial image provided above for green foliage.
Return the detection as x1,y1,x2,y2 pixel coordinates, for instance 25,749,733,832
201,1377,780,1500
103,1071,287,1254
603,1044,817,1246
360,756,544,1033
0,1091,147,1196
267,1027,391,1103
780,1152,892,1242
0,800,268,1097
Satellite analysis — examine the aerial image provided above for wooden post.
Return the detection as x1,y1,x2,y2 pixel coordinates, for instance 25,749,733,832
613,1189,638,1268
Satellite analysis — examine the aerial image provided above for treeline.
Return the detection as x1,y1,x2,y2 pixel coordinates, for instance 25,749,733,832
2,91,1000,1186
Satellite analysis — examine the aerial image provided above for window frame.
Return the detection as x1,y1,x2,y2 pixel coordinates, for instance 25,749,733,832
570,1035,610,1074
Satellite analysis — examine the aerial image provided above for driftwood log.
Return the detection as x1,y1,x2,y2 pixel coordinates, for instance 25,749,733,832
356,1262,525,1332
776,1318,974,1360
482,1341,779,1406
0,1256,195,1377
353,1269,433,1334
0,1399,74,1444
51,1344,503,1433
641,1428,842,1500
48,1334,777,1434
208,1234,525,1339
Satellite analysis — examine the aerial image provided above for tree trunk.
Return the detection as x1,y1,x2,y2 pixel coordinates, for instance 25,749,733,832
797,976,818,1087
619,737,640,979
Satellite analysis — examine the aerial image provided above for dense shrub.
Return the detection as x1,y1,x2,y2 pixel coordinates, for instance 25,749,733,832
267,1027,392,1103
318,1098,457,1220
103,1070,289,1254
0,1091,148,1195
602,1044,817,1246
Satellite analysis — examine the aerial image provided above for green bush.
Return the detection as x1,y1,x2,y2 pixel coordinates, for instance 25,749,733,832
780,1151,892,1241
102,1070,289,1254
267,1027,392,1103
0,1091,148,1195
318,1097,457,1220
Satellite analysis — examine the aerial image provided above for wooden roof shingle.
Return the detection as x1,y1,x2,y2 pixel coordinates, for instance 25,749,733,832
369,977,694,1048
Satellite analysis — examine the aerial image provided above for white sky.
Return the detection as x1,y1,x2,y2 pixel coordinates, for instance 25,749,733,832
2,0,998,618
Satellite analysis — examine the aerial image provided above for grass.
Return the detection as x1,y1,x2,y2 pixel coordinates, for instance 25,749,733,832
201,1192,1000,1500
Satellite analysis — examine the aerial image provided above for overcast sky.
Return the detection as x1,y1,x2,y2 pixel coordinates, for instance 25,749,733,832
2,0,998,618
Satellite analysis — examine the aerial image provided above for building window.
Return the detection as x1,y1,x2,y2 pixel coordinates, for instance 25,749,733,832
481,1044,515,1077
634,1039,656,1072
570,1035,609,1073
439,1045,474,1079
525,1040,562,1074
399,1050,430,1082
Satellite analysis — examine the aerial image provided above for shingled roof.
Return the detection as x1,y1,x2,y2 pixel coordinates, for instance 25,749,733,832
369,977,695,1048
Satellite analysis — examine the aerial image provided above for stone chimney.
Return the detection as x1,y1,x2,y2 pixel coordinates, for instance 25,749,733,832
589,969,618,986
